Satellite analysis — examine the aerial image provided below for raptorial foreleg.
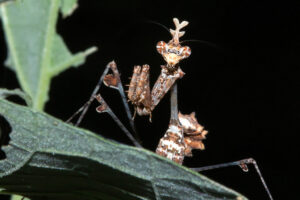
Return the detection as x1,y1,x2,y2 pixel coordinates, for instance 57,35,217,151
128,65,152,116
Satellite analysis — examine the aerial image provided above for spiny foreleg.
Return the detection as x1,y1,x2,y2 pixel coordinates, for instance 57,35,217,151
128,65,152,117
128,65,185,118
150,66,185,112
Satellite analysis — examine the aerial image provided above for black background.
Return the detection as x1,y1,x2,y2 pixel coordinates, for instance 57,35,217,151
0,0,296,199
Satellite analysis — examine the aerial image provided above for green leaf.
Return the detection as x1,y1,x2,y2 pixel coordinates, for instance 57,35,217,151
0,99,248,200
10,194,30,200
0,0,97,111
60,0,78,18
0,88,32,106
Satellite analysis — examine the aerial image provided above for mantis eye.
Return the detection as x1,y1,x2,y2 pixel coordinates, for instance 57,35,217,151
156,41,167,55
180,46,191,59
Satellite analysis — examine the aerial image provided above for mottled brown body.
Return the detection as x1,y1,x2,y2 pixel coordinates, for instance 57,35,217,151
127,18,208,164
156,112,208,164
127,18,191,117
156,122,185,164
179,112,208,157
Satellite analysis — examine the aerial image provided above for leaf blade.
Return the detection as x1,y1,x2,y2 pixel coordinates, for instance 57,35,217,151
0,99,248,200
0,0,96,110
60,0,78,18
